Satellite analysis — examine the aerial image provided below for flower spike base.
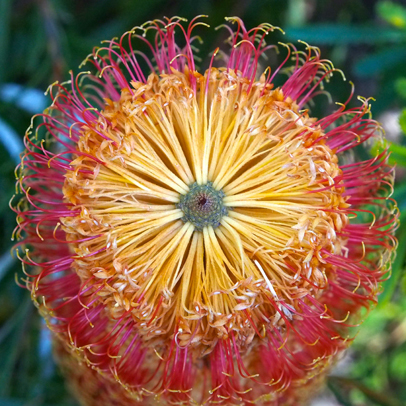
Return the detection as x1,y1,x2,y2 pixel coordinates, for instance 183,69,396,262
13,16,397,406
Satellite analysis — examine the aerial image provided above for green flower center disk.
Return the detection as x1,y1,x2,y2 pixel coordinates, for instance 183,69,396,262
177,182,228,231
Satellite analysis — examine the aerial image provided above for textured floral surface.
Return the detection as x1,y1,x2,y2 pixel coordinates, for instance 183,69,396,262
12,16,397,406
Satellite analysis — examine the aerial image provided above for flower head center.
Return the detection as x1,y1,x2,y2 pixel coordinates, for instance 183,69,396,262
177,182,228,231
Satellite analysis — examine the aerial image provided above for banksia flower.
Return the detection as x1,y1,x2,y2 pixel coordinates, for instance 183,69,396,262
13,16,397,406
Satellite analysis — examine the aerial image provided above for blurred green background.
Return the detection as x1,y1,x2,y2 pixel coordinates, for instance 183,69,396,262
1,0,406,405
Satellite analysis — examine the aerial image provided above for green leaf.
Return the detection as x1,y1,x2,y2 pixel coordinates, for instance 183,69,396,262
388,142,406,166
286,0,307,27
354,47,406,77
372,139,406,167
395,78,406,99
285,24,406,45
328,377,355,406
0,297,32,397
329,376,403,406
392,180,406,212
377,1,406,29
399,109,406,134
0,252,16,285
390,351,406,381
379,224,406,306
0,399,23,406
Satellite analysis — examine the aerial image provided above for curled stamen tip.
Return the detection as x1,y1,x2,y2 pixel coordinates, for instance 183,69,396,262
167,15,188,22
277,27,285,35
196,22,210,28
336,68,346,81
297,39,310,47
44,81,59,96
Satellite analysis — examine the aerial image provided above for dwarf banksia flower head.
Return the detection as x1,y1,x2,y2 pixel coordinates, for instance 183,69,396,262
13,16,397,406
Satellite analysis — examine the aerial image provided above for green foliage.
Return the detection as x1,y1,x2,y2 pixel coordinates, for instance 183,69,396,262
372,139,406,167
345,298,406,405
353,46,406,77
399,109,406,134
395,78,406,100
286,24,406,45
377,1,406,29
